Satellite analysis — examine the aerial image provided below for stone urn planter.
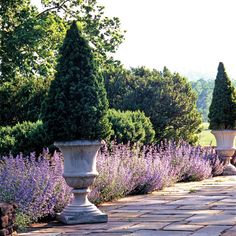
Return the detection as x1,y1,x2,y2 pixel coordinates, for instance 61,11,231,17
55,140,107,224
211,130,236,175
42,22,112,224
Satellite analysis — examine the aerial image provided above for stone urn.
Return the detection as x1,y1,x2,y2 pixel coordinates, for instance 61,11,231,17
55,140,107,224
211,130,236,175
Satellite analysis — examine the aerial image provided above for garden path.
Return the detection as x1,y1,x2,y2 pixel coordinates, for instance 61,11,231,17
19,176,236,236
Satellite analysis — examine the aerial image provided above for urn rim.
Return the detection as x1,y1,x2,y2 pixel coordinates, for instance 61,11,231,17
54,139,104,147
211,130,236,134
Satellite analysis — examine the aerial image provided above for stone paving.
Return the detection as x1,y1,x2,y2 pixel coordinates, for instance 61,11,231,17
19,176,236,236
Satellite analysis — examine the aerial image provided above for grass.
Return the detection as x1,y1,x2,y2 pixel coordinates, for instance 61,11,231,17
197,122,216,147
189,189,198,193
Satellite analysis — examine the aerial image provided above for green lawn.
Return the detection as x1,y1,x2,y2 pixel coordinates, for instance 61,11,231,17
197,122,216,147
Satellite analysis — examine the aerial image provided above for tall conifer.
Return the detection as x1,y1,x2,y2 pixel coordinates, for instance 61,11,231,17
209,62,236,129
42,21,111,141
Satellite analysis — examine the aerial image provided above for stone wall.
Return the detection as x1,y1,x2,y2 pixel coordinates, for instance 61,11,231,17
0,203,17,236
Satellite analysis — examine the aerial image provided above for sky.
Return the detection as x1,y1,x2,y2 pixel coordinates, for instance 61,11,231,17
32,0,236,80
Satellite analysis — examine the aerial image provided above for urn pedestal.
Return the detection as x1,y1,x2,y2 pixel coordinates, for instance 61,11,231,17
55,140,107,224
212,130,236,176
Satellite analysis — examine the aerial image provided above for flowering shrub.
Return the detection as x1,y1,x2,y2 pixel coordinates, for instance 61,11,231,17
154,141,217,182
0,141,223,226
89,141,223,204
0,151,71,223
202,146,224,176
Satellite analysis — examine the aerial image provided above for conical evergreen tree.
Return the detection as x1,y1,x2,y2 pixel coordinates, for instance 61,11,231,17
41,21,111,141
208,62,236,130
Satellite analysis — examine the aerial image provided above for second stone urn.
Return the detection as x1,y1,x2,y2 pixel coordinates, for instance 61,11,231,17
211,130,236,175
55,140,107,224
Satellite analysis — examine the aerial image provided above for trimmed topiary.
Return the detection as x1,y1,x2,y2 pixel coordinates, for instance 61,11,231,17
208,62,236,130
41,21,111,142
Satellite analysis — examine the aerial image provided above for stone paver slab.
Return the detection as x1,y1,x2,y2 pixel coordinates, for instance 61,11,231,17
218,198,236,203
108,215,190,223
132,230,192,236
146,209,221,215
221,225,236,236
163,222,203,231
222,211,236,215
186,214,236,225
86,233,131,236
178,205,211,210
20,234,62,236
109,212,144,218
221,233,236,236
128,214,191,223
212,205,236,210
118,205,180,210
191,225,232,236
127,222,170,231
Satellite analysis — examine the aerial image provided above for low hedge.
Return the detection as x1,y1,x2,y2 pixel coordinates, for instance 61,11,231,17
108,109,155,144
0,109,155,155
0,120,47,156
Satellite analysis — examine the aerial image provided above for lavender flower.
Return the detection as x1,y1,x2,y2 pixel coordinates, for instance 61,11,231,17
0,141,222,225
0,151,71,222
89,141,221,203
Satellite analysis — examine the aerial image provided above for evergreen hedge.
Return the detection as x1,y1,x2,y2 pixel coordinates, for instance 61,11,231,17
0,121,46,156
209,62,236,130
41,21,111,142
108,109,155,144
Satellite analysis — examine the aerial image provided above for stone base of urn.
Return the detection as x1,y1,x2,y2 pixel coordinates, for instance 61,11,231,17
211,130,236,176
57,211,107,225
57,189,107,224
55,140,108,224
217,148,236,176
222,163,236,176
230,154,236,167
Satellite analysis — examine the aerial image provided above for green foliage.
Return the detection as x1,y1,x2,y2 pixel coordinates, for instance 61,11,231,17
1,1,66,83
0,77,51,126
1,0,124,82
191,78,236,122
15,212,32,232
191,79,215,122
108,109,155,144
105,66,202,143
197,123,216,147
209,62,236,130
42,22,111,142
0,0,125,126
39,0,125,68
104,66,134,109
0,120,47,156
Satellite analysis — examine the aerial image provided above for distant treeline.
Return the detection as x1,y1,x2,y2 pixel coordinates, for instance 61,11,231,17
191,79,236,122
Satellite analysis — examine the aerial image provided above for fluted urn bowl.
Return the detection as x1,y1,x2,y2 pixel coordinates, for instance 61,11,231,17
211,130,236,175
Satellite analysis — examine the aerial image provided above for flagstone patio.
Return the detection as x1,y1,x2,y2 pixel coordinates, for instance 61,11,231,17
19,176,236,236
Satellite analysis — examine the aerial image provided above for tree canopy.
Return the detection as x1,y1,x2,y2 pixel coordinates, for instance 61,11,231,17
191,79,214,122
0,0,125,126
105,66,202,143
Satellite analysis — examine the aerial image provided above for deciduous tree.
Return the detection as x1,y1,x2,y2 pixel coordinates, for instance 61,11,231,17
105,67,202,143
0,0,125,125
